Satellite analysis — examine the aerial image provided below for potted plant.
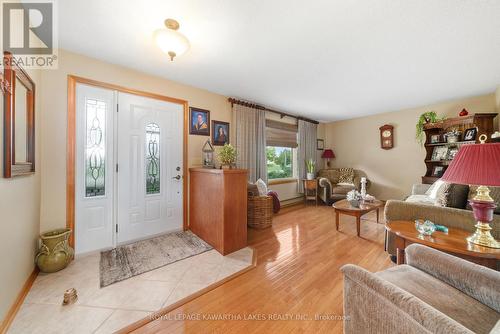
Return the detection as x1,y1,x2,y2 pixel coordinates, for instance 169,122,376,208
416,111,443,145
217,143,237,168
305,159,316,180
346,190,363,208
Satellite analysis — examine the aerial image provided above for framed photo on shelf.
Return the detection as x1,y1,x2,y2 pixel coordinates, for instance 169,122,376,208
431,165,445,177
463,127,477,142
430,134,441,144
189,107,210,136
446,147,459,160
317,139,324,150
212,120,229,146
431,146,448,161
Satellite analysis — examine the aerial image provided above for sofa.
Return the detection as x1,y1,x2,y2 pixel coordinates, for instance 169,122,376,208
385,182,500,263
341,244,500,334
317,168,370,204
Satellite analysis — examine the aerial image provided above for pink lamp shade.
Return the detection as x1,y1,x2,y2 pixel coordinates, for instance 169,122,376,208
322,149,335,159
441,143,500,186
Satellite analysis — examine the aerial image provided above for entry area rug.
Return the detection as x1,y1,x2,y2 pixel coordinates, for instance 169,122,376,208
100,230,212,287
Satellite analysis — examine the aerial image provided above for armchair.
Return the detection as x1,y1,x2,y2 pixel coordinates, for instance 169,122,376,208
317,168,370,204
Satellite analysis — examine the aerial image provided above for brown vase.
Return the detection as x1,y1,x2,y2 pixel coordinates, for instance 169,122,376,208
35,228,74,273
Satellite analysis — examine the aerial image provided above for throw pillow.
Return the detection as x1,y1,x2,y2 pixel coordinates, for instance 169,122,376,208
435,183,469,208
255,178,268,196
425,179,446,200
466,185,500,214
247,182,259,197
338,168,354,185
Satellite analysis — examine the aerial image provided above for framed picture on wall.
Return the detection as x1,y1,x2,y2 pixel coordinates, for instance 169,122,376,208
189,107,210,136
212,120,229,146
317,139,324,150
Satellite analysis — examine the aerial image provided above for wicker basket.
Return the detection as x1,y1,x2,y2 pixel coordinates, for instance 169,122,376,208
247,195,273,229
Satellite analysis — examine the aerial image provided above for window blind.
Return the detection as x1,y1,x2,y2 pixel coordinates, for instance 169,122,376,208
266,119,298,148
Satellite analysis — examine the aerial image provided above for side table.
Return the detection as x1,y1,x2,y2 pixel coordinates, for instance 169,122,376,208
303,179,318,205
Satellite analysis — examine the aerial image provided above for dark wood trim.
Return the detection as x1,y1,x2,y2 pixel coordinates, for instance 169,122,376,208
0,268,38,334
3,52,35,178
228,97,319,124
66,75,189,248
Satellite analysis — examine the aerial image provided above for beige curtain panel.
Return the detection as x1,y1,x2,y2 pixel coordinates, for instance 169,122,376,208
234,104,267,183
297,120,318,193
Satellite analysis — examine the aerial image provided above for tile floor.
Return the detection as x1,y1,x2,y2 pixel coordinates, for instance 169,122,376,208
8,247,254,334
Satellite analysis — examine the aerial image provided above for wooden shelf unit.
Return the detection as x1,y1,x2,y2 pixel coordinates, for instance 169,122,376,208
422,113,497,184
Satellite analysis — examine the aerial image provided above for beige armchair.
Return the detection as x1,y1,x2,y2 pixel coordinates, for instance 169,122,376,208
341,244,500,334
317,168,370,204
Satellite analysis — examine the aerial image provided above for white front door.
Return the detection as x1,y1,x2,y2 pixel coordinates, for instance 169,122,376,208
75,86,184,254
116,92,184,244
75,84,116,254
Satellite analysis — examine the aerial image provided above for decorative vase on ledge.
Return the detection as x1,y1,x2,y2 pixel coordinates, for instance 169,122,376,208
35,228,74,273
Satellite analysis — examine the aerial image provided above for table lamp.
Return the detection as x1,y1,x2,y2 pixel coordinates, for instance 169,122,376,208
322,149,335,168
441,136,500,248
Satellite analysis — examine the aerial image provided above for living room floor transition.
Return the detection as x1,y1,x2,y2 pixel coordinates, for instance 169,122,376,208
9,205,390,333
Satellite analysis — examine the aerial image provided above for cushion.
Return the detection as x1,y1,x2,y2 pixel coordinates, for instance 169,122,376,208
255,178,268,196
435,183,469,209
376,265,500,334
317,169,339,184
466,186,500,214
338,168,354,184
247,183,259,197
405,195,436,205
331,184,356,195
425,179,446,200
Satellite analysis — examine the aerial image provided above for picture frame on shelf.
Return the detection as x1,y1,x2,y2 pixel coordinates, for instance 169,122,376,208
189,107,210,136
446,147,459,160
431,146,448,161
317,139,324,150
431,165,445,177
463,127,478,142
430,134,441,144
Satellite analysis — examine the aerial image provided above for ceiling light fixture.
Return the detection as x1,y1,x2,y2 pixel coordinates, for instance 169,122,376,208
154,18,190,61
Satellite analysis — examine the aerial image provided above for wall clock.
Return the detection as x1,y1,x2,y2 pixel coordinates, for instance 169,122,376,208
379,124,394,150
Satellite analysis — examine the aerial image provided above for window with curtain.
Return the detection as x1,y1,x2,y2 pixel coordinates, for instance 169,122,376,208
265,120,298,180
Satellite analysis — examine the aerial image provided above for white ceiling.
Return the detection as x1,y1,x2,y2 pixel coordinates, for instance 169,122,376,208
58,0,500,122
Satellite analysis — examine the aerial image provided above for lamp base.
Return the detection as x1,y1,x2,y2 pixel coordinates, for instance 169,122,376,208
466,222,500,249
468,196,500,249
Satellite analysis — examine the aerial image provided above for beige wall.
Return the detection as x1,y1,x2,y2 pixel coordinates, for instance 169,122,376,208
40,49,231,232
0,69,41,322
324,94,497,200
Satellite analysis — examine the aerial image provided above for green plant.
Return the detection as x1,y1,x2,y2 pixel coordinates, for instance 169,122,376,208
305,158,316,173
217,143,237,166
416,111,442,145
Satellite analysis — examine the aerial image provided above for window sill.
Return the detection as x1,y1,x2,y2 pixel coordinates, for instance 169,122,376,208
268,178,298,185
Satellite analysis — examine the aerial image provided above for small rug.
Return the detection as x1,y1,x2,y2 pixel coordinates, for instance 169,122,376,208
100,230,212,287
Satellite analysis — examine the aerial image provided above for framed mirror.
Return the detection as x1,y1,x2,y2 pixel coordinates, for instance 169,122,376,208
3,51,35,178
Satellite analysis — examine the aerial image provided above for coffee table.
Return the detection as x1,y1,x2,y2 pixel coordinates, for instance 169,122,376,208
386,221,500,270
332,199,384,237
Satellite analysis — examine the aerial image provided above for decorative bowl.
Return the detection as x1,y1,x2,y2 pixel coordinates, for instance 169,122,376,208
349,200,360,208
415,219,436,236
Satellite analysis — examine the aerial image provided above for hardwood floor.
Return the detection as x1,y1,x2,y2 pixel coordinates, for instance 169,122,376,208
133,204,393,334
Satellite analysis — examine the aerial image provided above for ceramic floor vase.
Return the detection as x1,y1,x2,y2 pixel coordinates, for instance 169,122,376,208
35,228,74,273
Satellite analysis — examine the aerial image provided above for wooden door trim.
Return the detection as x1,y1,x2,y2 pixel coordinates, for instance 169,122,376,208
67,75,189,248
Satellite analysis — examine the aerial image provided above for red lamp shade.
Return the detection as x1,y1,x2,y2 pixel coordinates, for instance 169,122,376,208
322,149,335,159
441,143,500,186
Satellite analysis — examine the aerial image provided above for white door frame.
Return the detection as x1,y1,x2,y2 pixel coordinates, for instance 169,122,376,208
67,75,188,250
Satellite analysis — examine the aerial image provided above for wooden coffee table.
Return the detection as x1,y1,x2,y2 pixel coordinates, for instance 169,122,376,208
386,221,500,270
332,199,384,237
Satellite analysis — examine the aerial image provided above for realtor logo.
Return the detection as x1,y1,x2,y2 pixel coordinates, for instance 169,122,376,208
1,0,58,69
